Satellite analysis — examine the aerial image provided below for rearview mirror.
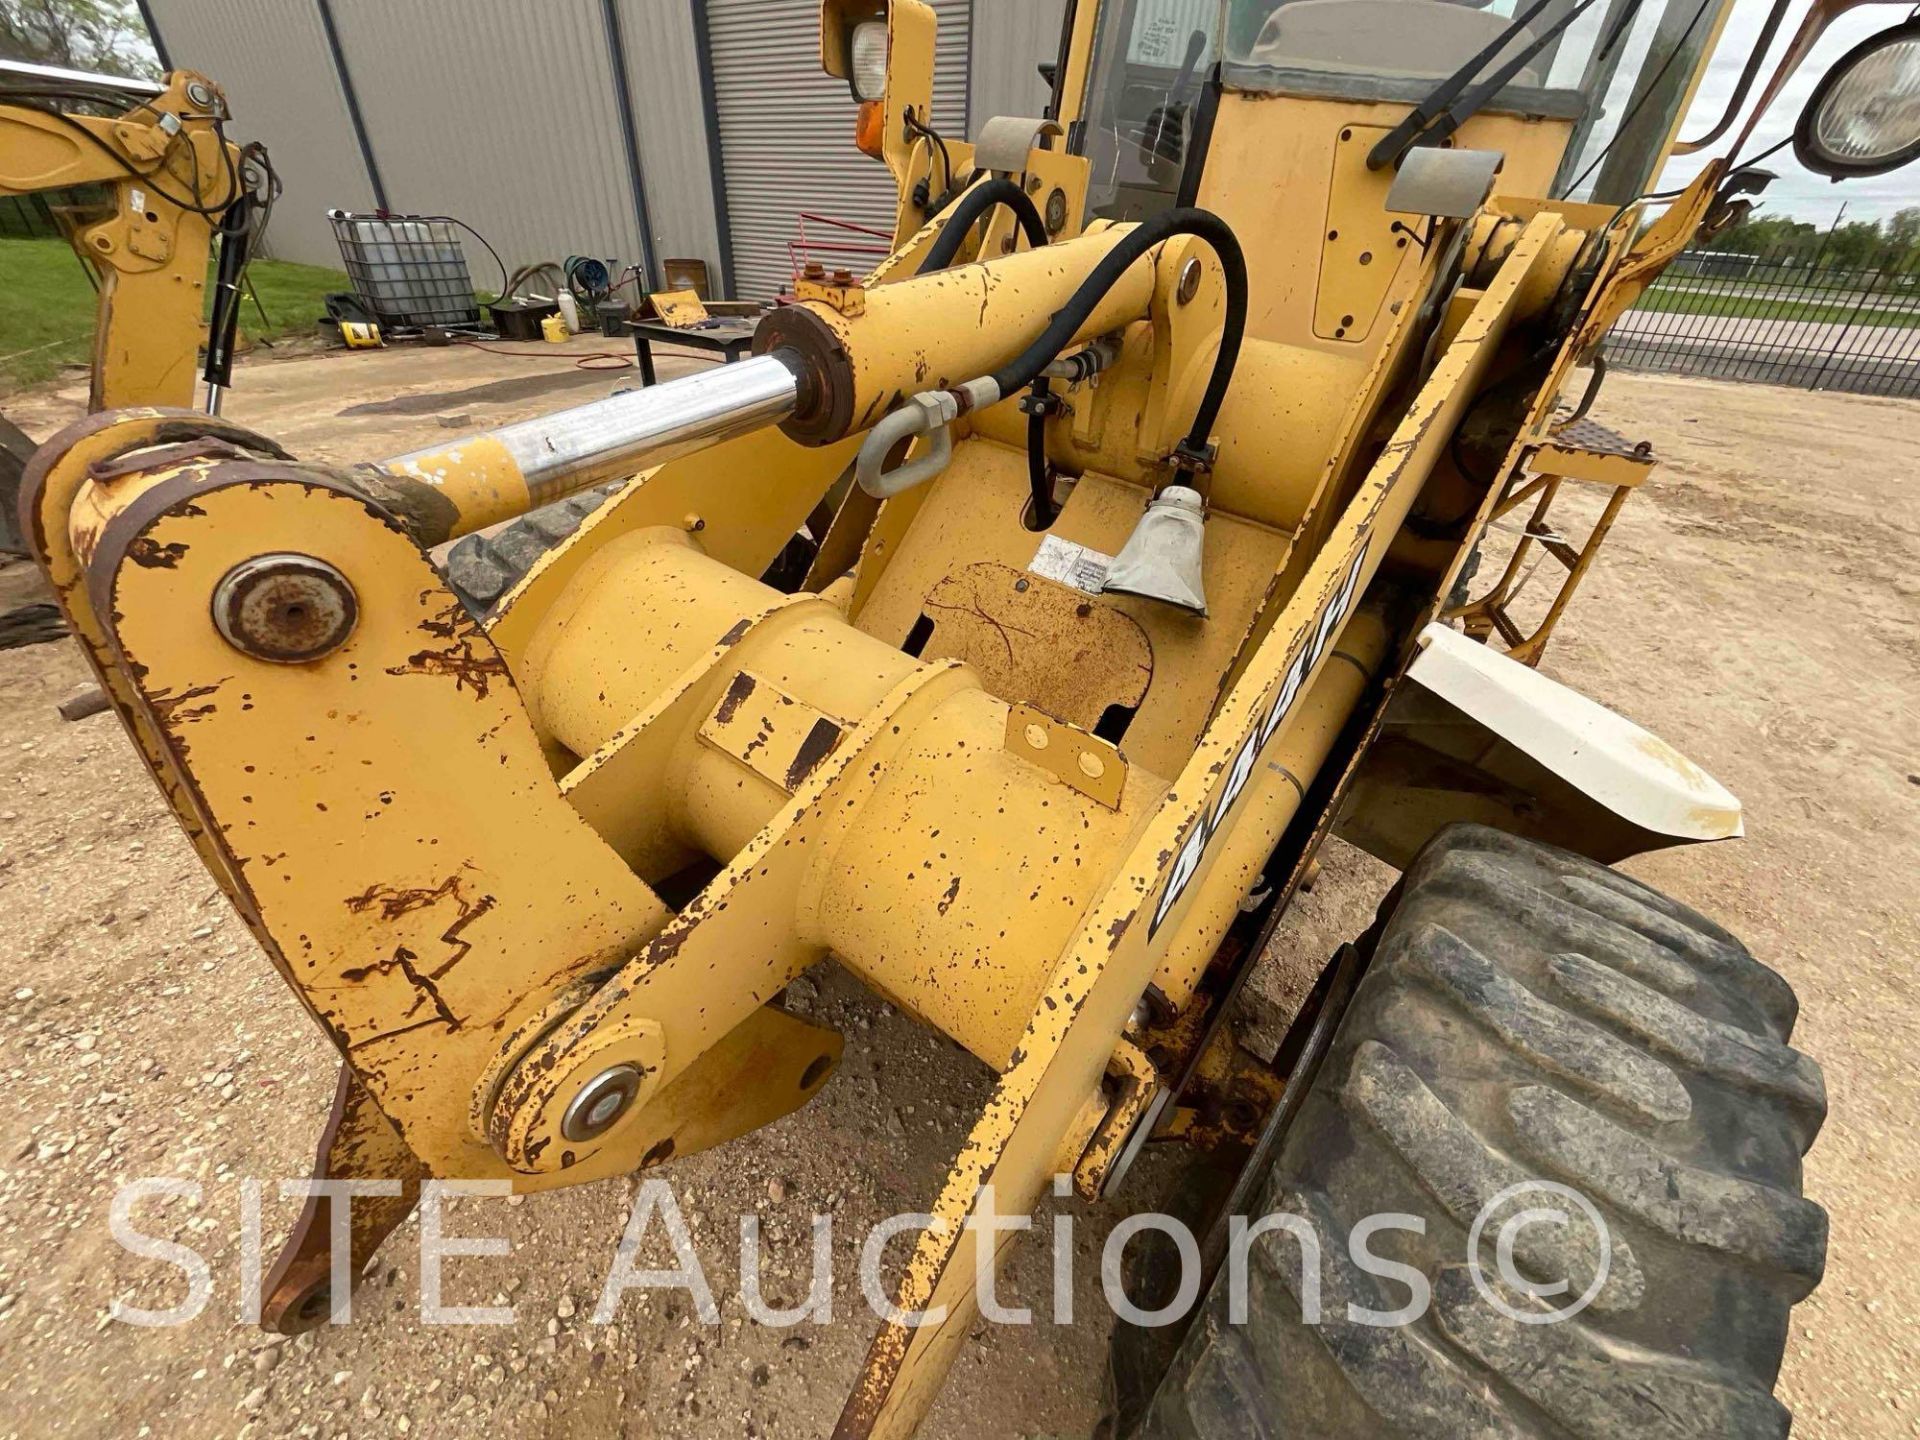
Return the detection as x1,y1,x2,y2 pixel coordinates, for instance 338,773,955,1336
1793,17,1920,177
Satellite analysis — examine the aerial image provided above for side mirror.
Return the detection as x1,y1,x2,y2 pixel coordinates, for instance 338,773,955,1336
1793,17,1920,178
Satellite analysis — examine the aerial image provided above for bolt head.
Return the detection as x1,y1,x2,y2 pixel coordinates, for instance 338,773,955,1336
212,554,357,663
1177,258,1204,305
561,1064,643,1142
1045,188,1069,237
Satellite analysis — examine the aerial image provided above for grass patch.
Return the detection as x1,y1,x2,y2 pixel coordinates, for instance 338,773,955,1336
1634,283,1920,329
0,237,347,393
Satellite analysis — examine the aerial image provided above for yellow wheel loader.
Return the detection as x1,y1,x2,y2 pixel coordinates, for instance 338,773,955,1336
17,0,1915,1433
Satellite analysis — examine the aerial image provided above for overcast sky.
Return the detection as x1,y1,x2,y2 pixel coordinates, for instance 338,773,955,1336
1625,0,1915,224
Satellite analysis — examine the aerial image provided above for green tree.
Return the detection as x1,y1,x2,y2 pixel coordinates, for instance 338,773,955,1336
1702,213,1818,261
0,0,158,77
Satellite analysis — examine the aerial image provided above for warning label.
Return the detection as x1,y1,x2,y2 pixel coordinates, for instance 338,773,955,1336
1027,535,1115,595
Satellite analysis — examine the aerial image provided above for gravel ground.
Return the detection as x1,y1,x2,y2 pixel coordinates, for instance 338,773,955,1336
0,352,1914,1438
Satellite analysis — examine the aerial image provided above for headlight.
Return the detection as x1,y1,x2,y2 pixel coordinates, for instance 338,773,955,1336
850,19,889,103
1794,19,1920,178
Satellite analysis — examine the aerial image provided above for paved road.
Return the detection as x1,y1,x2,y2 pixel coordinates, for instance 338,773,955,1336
1656,276,1920,314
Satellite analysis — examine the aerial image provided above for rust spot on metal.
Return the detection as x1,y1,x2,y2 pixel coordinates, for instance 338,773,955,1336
385,600,510,698
340,944,463,1033
126,536,190,569
785,716,844,791
148,681,222,725
88,438,261,481
259,1065,425,1334
345,872,497,979
835,1323,911,1440
713,671,757,727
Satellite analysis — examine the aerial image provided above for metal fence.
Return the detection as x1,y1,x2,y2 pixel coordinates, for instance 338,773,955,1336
1608,251,1920,398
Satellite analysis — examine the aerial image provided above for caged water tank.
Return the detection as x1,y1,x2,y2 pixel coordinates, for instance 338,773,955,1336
328,211,482,331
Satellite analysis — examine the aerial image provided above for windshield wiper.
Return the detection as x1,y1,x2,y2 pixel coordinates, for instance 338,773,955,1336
1367,0,1638,171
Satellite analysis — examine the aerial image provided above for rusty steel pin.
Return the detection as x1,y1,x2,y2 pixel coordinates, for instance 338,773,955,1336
212,553,358,663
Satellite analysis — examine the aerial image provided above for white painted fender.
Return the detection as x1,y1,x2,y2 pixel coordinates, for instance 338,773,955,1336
1336,624,1742,868
1410,624,1743,839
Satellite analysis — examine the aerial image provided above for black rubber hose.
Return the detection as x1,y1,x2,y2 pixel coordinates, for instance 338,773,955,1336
917,178,1049,275
1026,379,1058,527
987,207,1246,487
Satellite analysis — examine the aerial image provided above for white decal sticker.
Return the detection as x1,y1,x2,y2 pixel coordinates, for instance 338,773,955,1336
1027,535,1115,595
1149,543,1371,937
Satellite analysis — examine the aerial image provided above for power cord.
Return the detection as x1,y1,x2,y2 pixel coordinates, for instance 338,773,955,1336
1564,0,1722,196
903,106,953,194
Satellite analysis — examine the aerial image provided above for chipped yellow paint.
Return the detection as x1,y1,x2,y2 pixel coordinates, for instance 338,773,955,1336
75,457,672,1181
485,425,865,680
648,288,711,326
380,434,532,539
698,670,848,796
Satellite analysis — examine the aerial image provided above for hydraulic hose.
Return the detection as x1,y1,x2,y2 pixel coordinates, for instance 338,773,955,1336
1025,379,1059,527
987,207,1247,487
917,177,1050,275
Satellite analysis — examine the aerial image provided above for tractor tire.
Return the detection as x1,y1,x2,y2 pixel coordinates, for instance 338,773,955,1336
443,486,619,618
1130,822,1828,1439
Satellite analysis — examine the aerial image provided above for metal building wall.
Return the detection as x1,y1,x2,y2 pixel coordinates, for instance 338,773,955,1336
968,0,1069,137
703,0,973,301
614,1,726,293
141,0,376,266
141,0,1068,286
324,0,651,283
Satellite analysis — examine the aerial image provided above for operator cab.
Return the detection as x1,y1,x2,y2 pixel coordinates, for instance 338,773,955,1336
1079,0,1668,224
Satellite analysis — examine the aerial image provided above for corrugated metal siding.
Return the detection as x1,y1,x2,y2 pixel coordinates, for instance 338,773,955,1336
141,0,376,266
614,0,722,289
968,0,1068,137
325,0,649,282
706,0,973,300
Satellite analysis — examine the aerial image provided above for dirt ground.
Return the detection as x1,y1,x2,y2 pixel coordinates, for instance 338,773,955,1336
0,345,1915,1440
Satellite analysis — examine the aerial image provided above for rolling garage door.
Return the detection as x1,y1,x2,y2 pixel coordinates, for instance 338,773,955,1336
705,0,973,300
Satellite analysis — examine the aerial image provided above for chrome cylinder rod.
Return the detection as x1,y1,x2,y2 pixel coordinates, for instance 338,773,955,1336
496,353,799,505
381,352,800,535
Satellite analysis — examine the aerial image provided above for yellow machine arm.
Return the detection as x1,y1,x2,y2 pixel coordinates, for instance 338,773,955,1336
0,62,249,411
